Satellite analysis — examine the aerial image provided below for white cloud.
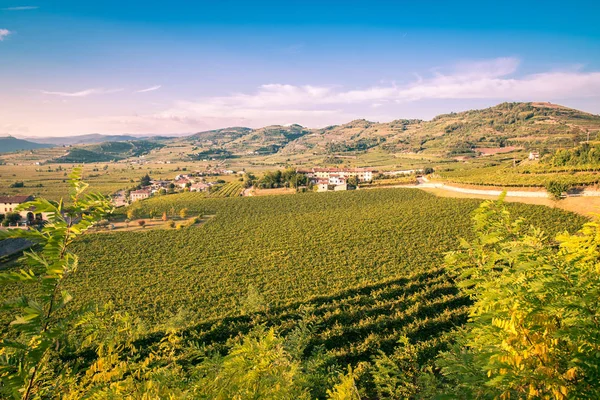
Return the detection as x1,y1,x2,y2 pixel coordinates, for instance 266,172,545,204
142,58,600,126
31,57,600,135
135,85,162,93
40,88,123,97
0,29,12,41
2,6,38,10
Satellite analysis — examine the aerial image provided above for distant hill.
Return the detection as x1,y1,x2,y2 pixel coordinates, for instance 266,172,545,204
51,140,165,163
0,136,54,153
186,127,253,145
29,134,147,146
226,124,311,155
278,102,600,157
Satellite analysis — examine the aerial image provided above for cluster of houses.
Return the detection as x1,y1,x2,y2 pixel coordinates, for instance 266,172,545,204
296,167,425,192
124,171,241,204
296,168,376,192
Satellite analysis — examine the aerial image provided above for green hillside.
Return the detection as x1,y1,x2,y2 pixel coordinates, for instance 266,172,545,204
171,102,600,160
186,127,252,146
0,136,54,153
52,139,165,163
283,102,600,157
225,124,312,154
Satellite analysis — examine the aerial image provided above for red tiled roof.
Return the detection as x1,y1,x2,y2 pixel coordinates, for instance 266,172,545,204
0,195,33,204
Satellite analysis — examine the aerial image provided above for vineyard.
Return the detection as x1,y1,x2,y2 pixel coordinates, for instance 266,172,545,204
0,188,587,396
437,165,600,187
208,180,244,197
3,189,580,325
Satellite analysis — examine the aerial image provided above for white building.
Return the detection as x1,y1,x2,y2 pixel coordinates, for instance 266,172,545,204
0,195,48,224
297,168,375,182
130,189,151,202
190,183,210,192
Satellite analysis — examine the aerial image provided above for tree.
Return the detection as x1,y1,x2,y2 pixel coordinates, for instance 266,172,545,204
2,212,21,226
140,173,151,187
126,207,140,220
137,220,146,228
327,367,361,400
0,168,114,399
149,209,158,219
179,208,188,219
347,176,359,188
546,180,570,200
162,211,168,221
195,327,310,399
438,195,600,399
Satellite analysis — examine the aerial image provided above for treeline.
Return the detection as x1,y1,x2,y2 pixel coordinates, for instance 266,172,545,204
253,168,308,189
546,142,600,167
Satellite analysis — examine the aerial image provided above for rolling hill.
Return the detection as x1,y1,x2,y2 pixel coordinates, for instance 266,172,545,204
28,134,149,146
51,140,165,163
0,136,54,153
179,102,600,159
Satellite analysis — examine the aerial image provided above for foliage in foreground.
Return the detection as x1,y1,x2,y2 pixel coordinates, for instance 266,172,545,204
2,174,599,399
0,172,359,399
438,195,600,399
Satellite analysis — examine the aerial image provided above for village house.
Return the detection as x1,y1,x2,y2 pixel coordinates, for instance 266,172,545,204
297,167,376,183
111,191,128,207
130,189,151,202
190,182,210,192
174,178,192,189
328,174,346,186
528,151,540,161
382,169,422,176
0,195,47,224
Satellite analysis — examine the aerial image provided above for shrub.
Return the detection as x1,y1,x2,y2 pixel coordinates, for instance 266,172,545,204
2,212,21,226
546,180,570,200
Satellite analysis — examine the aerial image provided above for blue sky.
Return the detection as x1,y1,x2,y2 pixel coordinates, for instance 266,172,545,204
1,0,599,137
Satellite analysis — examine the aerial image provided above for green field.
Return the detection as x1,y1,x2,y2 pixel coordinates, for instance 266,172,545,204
50,189,583,325
0,186,588,396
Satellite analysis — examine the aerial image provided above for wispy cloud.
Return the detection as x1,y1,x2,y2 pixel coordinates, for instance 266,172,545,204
40,88,123,97
135,85,162,93
2,6,38,10
133,57,600,129
44,57,600,135
0,29,12,41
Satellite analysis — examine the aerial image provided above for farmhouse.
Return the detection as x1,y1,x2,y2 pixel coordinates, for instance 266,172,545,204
297,168,376,182
0,195,46,224
528,151,540,161
190,182,210,192
382,169,422,176
130,189,151,202
174,178,191,189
